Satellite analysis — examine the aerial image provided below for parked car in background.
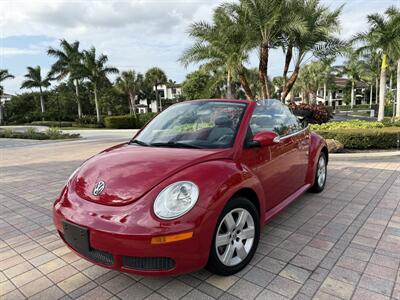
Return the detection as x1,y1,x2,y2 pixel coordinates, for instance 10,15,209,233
53,99,328,276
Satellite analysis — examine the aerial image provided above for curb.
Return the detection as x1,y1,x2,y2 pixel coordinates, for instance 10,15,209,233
330,151,400,161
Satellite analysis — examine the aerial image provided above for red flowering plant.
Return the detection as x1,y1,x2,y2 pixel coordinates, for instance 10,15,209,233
287,102,333,125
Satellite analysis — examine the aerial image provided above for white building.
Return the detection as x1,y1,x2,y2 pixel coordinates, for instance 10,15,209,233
137,84,182,113
0,93,13,104
0,93,14,125
316,78,369,107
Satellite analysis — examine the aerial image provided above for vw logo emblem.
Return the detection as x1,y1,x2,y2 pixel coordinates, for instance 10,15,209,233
92,181,105,196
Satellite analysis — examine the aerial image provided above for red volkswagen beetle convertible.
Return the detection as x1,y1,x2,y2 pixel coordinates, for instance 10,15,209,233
53,99,328,276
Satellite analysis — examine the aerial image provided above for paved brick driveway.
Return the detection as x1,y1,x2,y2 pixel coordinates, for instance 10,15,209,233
1,138,399,300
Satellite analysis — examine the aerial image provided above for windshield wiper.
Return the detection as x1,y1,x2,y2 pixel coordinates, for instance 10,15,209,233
129,139,149,146
150,142,203,149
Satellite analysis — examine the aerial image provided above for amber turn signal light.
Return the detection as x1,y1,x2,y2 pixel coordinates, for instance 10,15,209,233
151,232,193,244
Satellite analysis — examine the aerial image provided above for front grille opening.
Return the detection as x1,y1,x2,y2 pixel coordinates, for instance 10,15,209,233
122,256,176,271
59,231,114,265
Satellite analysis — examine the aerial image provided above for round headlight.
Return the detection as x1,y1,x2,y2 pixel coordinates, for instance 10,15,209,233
153,181,199,220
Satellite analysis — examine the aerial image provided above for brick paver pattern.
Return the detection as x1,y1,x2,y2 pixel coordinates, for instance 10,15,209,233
1,138,399,300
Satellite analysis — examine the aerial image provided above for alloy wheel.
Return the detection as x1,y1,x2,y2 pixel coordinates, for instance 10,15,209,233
317,155,326,187
215,208,255,266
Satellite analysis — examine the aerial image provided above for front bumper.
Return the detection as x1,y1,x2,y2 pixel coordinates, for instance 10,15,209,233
53,187,216,276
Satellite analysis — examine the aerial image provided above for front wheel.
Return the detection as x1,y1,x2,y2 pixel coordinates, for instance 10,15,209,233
309,152,327,193
206,197,260,276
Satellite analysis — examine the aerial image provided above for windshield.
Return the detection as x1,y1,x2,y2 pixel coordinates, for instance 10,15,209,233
132,101,247,149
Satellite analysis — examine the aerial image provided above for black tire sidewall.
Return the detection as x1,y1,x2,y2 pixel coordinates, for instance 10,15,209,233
311,152,327,193
206,196,260,276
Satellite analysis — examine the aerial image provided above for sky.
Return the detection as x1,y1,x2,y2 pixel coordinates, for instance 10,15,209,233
1,0,399,94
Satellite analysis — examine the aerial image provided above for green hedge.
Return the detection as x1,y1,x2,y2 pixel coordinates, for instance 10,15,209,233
31,121,73,127
315,127,400,149
104,113,157,129
0,128,80,140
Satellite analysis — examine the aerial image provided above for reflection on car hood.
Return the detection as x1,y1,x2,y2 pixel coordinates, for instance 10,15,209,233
69,143,232,206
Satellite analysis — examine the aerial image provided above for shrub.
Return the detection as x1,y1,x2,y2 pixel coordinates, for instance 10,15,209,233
104,113,157,129
75,115,101,125
136,113,157,128
314,127,400,149
104,115,136,129
31,121,73,127
288,102,332,124
0,128,80,140
382,117,400,127
311,120,384,130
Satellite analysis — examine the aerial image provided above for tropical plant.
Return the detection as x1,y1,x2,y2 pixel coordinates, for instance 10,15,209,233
21,66,51,114
281,0,344,100
236,0,297,99
0,69,15,125
115,70,143,116
145,67,167,111
82,47,119,123
180,5,254,99
353,6,400,120
338,51,366,108
48,40,84,118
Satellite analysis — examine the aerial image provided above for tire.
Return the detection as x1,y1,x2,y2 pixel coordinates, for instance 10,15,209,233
309,152,327,193
206,196,260,276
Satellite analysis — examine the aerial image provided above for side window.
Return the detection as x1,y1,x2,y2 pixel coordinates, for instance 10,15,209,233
250,100,302,136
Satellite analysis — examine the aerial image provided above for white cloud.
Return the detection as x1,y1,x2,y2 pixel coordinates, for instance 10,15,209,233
0,47,41,56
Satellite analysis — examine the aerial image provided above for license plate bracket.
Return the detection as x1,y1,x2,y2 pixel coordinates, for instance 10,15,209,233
62,220,89,253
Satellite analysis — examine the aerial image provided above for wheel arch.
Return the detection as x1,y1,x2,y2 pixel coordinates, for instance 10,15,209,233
231,188,261,217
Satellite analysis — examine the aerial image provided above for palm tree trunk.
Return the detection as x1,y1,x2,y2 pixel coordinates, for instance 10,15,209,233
155,84,162,112
259,45,270,99
129,92,136,117
323,82,327,104
128,97,133,114
75,79,82,119
282,57,301,100
378,54,387,121
351,81,355,109
396,59,400,117
282,45,293,99
39,86,45,114
0,102,3,125
369,84,373,108
226,69,232,99
94,84,101,124
375,77,379,105
237,64,254,100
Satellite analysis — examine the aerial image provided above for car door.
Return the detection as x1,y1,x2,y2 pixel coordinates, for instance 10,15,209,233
240,100,308,212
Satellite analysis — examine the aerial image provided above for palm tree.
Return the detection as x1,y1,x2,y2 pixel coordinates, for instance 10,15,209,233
48,40,84,118
296,61,325,103
180,5,254,100
281,0,343,100
115,70,142,116
339,52,365,108
21,66,51,115
236,0,291,99
0,69,14,125
82,47,119,123
353,7,400,120
145,67,167,111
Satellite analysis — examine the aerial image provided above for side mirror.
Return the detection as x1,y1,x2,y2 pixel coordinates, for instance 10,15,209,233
248,131,280,148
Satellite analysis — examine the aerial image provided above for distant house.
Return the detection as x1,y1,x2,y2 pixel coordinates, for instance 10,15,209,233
316,78,370,107
0,92,13,104
0,92,14,125
136,84,182,114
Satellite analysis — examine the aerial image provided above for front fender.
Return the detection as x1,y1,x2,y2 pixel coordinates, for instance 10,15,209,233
306,132,328,185
161,159,266,225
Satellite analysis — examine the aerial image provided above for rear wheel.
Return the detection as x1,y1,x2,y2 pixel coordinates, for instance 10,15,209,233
310,152,327,193
206,197,260,276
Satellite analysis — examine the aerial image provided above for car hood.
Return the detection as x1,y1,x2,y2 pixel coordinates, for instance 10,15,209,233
69,143,232,206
